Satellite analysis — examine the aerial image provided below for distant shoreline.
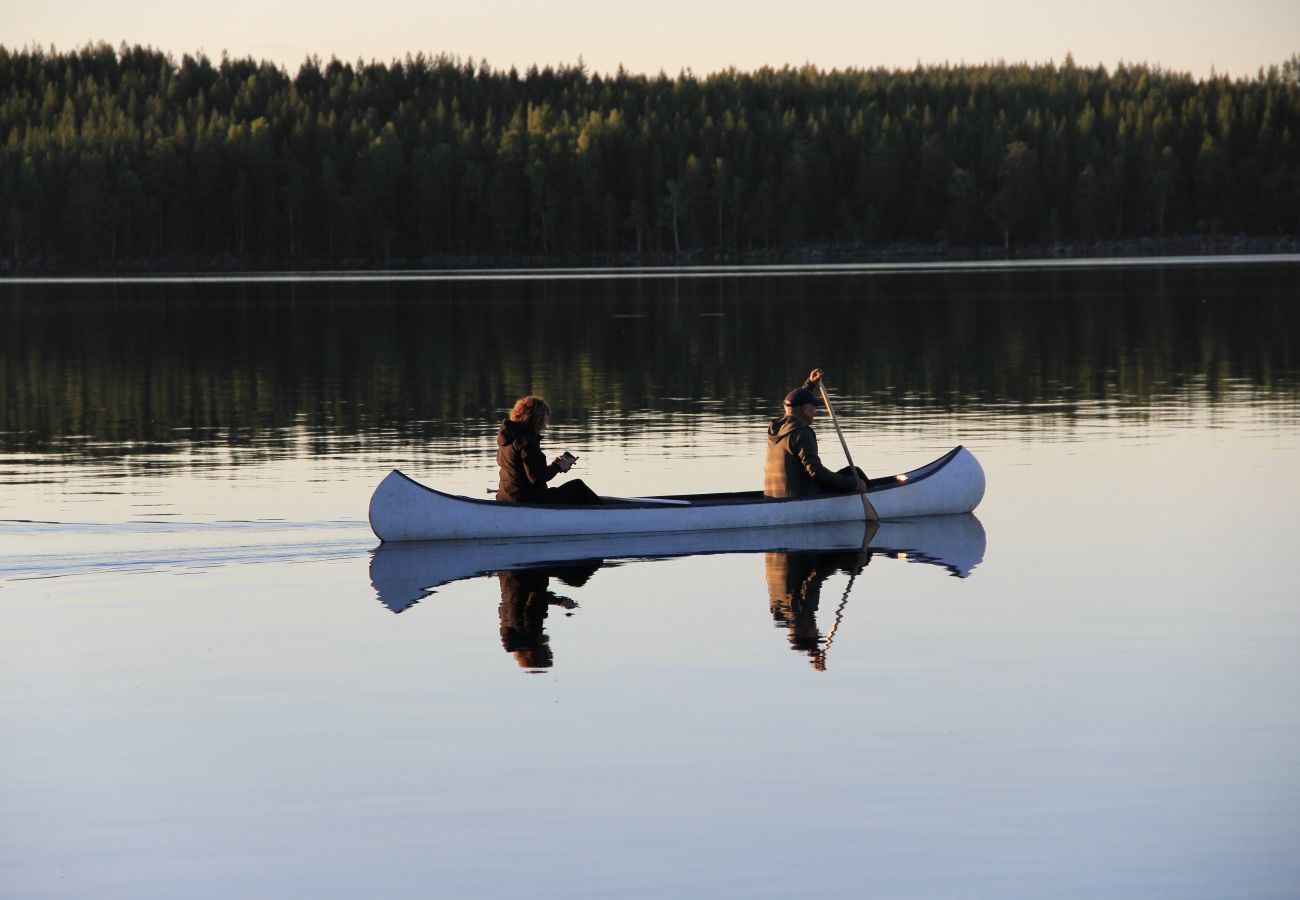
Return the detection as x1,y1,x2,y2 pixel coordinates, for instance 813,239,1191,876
3,234,1298,280
4,251,1299,284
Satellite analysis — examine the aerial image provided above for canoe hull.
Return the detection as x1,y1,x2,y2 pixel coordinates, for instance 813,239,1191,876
369,445,984,542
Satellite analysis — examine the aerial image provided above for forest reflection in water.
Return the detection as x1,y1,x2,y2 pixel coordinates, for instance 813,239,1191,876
2,263,1298,463
369,515,984,671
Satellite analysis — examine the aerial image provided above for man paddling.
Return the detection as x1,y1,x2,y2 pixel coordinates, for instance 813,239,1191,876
764,369,868,498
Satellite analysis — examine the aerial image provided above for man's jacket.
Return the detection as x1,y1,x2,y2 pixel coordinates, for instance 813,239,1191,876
763,415,859,498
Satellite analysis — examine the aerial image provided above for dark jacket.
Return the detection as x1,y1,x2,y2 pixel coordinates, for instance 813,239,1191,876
497,419,557,502
764,415,859,498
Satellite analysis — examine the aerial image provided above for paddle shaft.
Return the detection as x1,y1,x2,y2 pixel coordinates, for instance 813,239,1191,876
816,518,878,668
816,380,879,522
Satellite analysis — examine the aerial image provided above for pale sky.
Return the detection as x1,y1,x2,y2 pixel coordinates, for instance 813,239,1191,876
4,0,1297,80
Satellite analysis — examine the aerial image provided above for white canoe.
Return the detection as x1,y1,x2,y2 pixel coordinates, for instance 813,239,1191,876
369,445,985,542
369,514,987,612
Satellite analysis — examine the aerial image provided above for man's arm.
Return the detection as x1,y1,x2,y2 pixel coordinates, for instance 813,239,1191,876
800,368,870,489
791,428,859,492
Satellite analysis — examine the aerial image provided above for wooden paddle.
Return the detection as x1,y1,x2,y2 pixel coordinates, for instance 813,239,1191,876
816,376,879,522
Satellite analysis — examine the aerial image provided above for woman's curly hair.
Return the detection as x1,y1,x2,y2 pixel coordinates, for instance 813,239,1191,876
509,395,551,431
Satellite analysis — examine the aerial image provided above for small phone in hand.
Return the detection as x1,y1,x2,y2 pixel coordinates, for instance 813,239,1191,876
561,451,578,463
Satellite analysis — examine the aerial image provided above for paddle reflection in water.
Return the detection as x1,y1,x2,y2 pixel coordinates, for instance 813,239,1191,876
766,522,876,671
368,515,985,669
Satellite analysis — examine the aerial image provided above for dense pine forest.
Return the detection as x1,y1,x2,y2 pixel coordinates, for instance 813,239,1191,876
2,43,1298,269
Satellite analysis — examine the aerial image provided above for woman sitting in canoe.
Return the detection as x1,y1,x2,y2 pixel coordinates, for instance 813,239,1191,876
497,395,601,505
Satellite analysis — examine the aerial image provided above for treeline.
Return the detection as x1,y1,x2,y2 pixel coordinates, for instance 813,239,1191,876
5,267,1298,454
2,43,1299,268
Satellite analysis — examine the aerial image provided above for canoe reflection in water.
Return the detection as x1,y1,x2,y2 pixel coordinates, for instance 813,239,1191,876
369,514,985,670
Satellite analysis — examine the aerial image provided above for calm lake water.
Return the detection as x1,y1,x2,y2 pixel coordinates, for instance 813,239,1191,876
3,260,1299,898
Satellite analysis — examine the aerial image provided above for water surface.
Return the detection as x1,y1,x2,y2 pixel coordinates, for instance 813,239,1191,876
2,262,1299,897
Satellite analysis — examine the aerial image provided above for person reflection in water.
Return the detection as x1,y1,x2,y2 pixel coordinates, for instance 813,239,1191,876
497,561,602,670
765,547,872,669
497,395,601,504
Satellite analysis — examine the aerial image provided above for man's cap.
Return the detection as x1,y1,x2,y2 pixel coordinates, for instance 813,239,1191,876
784,387,818,408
